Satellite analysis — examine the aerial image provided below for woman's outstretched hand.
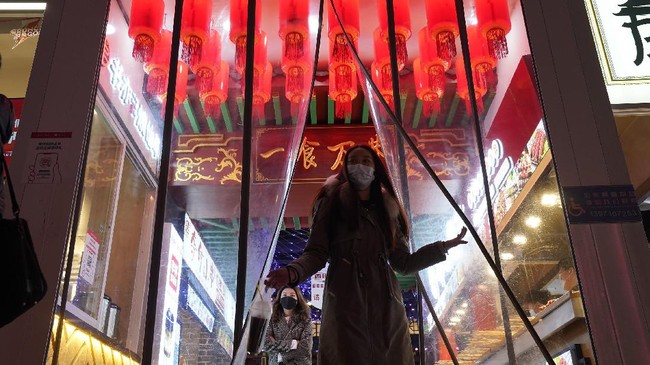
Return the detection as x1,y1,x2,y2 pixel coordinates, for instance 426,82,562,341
442,227,468,251
265,268,290,291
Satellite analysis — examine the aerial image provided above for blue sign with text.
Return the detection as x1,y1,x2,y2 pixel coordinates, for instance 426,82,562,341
562,185,642,224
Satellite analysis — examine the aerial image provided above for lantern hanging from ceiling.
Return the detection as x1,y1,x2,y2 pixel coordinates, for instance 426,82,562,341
238,31,268,92
327,0,360,68
371,62,394,115
418,27,449,99
128,0,164,63
414,58,443,117
279,0,310,63
230,0,262,72
424,0,458,62
180,0,212,67
377,0,411,69
373,28,398,93
253,62,273,118
285,61,312,117
144,30,172,96
162,61,190,117
202,61,229,119
467,26,496,92
329,63,357,119
456,56,486,116
191,30,222,94
475,0,511,59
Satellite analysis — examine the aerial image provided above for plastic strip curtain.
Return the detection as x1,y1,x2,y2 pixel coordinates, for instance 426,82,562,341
328,0,556,364
231,0,324,363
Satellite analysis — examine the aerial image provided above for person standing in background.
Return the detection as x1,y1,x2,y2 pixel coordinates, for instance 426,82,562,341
264,286,313,365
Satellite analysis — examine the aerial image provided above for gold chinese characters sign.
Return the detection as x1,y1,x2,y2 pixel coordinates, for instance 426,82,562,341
170,126,474,185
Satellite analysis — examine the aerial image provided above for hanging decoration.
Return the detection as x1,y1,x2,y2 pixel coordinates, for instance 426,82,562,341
128,0,164,63
371,62,394,115
192,30,222,94
252,62,273,118
373,28,395,93
162,61,190,117
455,56,487,115
180,0,212,67
414,58,443,117
329,62,358,119
279,0,312,116
229,0,262,72
467,26,496,92
376,0,411,69
424,0,458,63
202,61,229,119
417,27,449,97
144,30,172,96
475,0,511,59
327,0,360,67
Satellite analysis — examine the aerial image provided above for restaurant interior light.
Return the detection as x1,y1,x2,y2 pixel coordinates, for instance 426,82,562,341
525,215,542,228
0,2,47,11
541,193,560,206
513,234,527,245
501,252,515,261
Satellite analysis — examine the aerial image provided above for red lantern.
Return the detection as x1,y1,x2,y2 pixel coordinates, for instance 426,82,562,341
373,27,396,92
456,56,486,115
202,61,229,119
377,0,411,69
162,61,190,117
418,27,449,97
144,30,172,96
467,26,496,92
285,62,312,117
230,0,262,72
279,0,310,63
181,0,212,67
424,0,458,62
371,62,394,114
192,30,222,94
240,31,268,92
414,58,443,117
475,0,511,59
128,0,164,63
253,62,273,118
329,63,357,118
327,0,360,67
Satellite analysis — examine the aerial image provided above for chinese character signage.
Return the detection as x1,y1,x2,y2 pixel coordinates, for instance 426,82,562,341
310,264,328,310
562,185,642,224
156,224,183,365
586,0,650,82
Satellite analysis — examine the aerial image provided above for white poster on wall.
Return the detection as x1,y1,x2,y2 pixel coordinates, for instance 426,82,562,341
310,264,328,309
155,224,183,365
79,230,100,284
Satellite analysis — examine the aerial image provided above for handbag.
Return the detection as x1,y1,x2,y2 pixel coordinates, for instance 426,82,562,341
0,143,47,328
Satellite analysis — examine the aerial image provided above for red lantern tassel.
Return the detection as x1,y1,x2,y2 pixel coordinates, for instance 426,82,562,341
332,34,354,65
133,34,156,63
335,94,352,119
285,32,305,61
380,64,392,93
181,35,203,67
422,94,440,117
147,68,168,95
486,28,508,59
436,30,457,62
195,67,214,94
204,95,223,119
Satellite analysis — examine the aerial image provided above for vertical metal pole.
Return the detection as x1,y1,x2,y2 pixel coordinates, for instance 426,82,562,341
233,0,258,352
416,275,459,365
417,283,426,365
142,0,185,363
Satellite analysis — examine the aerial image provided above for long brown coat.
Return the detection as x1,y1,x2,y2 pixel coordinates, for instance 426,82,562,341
264,315,313,365
288,181,447,365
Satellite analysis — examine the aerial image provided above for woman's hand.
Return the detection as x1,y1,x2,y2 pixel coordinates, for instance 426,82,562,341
442,227,468,251
264,268,290,291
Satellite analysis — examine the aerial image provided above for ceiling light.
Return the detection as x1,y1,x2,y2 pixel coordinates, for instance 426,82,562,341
455,309,466,315
501,252,515,261
461,302,468,308
105,23,116,35
541,193,560,206
513,235,527,245
0,3,46,11
450,316,461,322
525,216,542,228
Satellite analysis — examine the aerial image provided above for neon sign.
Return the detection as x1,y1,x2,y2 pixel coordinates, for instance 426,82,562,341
107,57,161,161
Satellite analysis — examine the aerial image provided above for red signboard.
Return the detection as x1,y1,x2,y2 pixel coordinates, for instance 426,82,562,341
3,98,23,167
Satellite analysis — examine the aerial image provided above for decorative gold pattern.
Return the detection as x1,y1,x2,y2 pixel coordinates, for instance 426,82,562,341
260,147,285,159
215,148,242,184
173,134,242,153
175,157,217,182
427,151,470,176
417,129,470,147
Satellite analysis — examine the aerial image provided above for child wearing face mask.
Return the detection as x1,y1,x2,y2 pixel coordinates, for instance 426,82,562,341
264,286,313,365
265,145,467,365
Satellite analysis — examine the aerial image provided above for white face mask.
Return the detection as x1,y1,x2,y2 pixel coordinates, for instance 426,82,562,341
347,163,375,190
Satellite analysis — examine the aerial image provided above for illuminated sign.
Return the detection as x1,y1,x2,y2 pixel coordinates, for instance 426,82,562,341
183,214,236,330
186,284,216,332
157,224,183,365
107,57,161,160
586,0,650,82
467,139,513,211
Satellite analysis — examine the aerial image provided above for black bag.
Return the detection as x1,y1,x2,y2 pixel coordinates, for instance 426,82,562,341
0,143,47,328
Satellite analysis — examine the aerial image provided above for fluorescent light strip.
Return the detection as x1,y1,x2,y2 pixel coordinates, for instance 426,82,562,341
0,3,47,11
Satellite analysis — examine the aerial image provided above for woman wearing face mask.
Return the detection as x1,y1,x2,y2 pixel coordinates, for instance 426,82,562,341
264,286,313,365
265,145,467,365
